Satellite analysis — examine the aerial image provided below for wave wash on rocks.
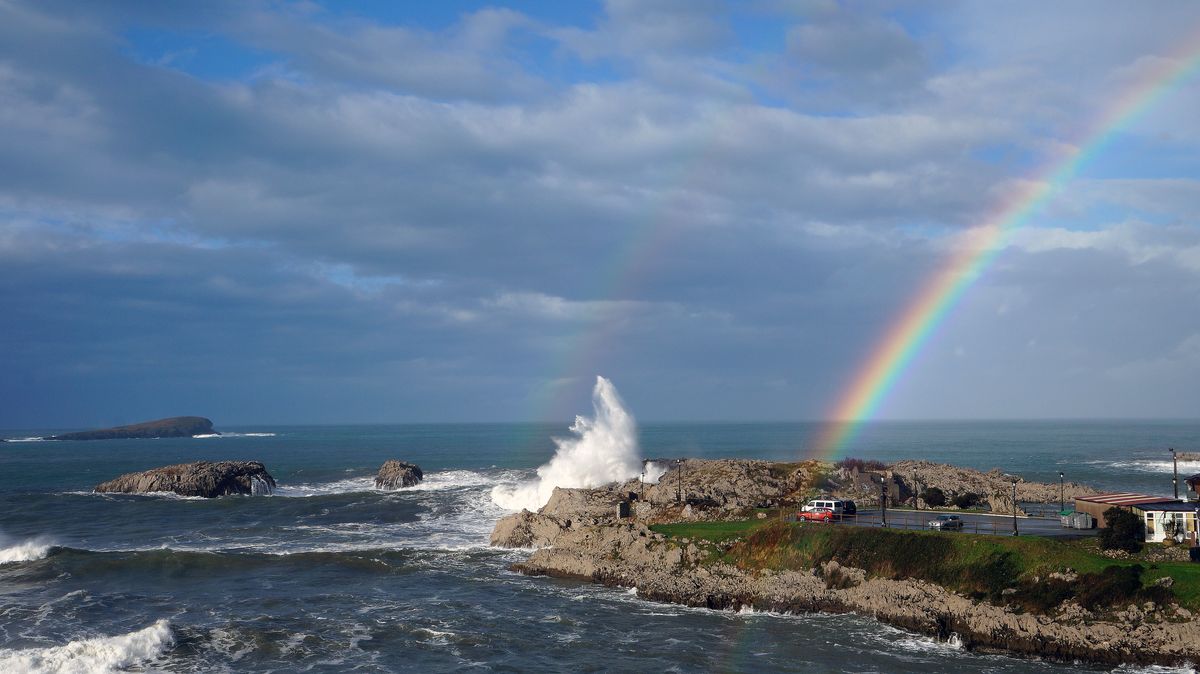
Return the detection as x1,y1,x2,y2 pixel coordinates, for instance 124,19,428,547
492,376,643,512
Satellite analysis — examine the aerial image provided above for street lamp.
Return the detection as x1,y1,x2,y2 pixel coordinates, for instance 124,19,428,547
640,460,646,502
1172,448,1179,500
1011,479,1019,536
1059,471,1065,515
675,459,683,503
880,475,888,528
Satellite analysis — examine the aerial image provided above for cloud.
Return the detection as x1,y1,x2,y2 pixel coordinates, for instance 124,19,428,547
1,0,1198,425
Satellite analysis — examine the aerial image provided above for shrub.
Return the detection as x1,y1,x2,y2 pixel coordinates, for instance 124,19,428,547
952,492,980,509
1098,507,1144,553
835,457,887,473
920,487,947,507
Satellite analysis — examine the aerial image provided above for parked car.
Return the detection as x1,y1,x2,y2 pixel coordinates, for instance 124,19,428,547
928,514,963,531
841,500,857,516
798,507,835,523
801,499,849,516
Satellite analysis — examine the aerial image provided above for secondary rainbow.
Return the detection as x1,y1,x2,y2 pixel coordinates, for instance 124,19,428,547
813,36,1200,458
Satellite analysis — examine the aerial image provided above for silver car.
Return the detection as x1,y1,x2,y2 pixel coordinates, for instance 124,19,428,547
928,514,963,530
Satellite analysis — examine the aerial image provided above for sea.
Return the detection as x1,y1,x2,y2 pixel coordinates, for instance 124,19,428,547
1,419,1198,673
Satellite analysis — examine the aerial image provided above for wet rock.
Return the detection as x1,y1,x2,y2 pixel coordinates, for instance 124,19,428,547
94,461,275,497
374,460,423,489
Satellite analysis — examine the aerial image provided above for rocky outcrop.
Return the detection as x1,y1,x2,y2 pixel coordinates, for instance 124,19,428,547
94,461,275,497
504,514,1200,667
374,460,423,489
492,458,1200,667
888,460,1096,510
50,417,217,441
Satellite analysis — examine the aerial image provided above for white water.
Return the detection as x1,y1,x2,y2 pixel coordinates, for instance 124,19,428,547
0,531,54,564
491,376,642,511
0,619,172,673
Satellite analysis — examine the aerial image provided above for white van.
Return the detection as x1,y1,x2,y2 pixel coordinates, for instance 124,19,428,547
802,499,847,515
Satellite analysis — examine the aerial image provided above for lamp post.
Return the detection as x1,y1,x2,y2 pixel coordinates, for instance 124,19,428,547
640,460,646,502
675,459,683,503
1172,448,1179,500
1011,480,1019,536
880,476,888,528
1059,471,1065,515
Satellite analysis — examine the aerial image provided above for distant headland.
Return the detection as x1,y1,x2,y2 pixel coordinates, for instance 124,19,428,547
48,416,217,441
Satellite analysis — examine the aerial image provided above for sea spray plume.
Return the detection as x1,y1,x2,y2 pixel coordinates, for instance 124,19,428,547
0,530,55,564
492,376,641,511
0,620,174,673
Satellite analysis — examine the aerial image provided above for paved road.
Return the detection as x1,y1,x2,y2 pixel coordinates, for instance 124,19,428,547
800,508,1097,539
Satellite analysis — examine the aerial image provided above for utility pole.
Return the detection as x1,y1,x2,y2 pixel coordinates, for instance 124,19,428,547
1172,448,1179,500
1059,471,1064,514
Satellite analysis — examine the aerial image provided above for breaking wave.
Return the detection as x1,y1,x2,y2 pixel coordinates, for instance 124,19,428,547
192,432,277,438
0,532,55,564
491,376,643,512
0,619,173,673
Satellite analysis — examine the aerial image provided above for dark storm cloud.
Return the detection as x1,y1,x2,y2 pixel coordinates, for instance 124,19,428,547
1,0,1198,426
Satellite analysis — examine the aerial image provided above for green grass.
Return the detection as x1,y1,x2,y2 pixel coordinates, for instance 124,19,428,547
652,520,1200,612
649,519,771,543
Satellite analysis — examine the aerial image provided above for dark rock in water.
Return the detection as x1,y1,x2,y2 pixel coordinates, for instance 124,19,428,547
94,461,275,497
50,416,217,441
375,460,424,489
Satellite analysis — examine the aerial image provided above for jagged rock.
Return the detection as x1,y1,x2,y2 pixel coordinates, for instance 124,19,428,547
374,460,423,489
888,459,1096,508
94,461,275,497
541,487,623,520
490,511,570,548
50,416,217,441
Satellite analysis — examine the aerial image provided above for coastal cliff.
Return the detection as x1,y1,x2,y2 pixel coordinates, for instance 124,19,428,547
492,458,1199,667
50,416,217,441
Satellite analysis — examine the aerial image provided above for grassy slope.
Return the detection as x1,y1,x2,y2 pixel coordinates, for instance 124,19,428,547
650,520,1200,610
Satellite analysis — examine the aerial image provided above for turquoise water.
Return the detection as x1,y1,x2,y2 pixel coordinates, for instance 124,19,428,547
0,420,1197,672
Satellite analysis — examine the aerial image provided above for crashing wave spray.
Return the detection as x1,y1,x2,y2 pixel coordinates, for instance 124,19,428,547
0,530,54,564
0,619,173,672
492,376,642,512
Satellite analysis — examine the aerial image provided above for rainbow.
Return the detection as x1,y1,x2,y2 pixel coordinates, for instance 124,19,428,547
813,40,1200,458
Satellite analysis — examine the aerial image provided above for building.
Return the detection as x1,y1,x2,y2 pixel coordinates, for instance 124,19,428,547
1133,501,1200,543
1185,473,1200,500
1073,493,1176,528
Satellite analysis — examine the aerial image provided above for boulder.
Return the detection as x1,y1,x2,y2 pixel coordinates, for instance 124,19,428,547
374,460,424,489
490,511,570,548
94,461,275,497
51,416,217,441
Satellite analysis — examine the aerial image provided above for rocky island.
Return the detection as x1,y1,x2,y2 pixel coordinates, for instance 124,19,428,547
491,458,1200,667
94,460,276,497
50,416,217,441
375,460,424,489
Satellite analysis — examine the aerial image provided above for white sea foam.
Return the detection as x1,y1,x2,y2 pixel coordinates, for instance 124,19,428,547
0,619,172,673
491,376,642,511
192,432,277,438
4,436,48,443
1084,459,1200,475
274,469,501,498
0,532,55,564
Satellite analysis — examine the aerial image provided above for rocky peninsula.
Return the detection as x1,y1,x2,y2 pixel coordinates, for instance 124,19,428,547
50,416,217,441
95,460,275,497
491,458,1200,667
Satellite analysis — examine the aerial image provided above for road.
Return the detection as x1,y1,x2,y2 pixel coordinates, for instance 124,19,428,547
800,508,1097,538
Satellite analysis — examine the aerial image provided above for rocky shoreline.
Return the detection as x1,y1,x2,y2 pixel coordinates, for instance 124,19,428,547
491,458,1200,668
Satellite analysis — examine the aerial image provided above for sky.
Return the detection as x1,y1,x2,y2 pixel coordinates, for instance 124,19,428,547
2,0,1199,428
